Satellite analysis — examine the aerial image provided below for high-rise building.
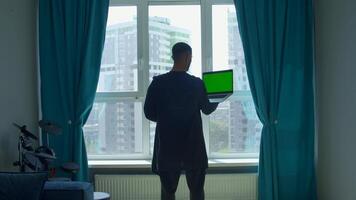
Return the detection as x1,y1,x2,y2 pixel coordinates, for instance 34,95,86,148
148,17,190,80
227,9,262,153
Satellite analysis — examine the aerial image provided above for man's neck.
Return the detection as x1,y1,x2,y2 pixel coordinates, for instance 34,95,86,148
171,64,187,72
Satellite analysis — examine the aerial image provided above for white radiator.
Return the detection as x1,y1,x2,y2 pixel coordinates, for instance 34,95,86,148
94,174,257,200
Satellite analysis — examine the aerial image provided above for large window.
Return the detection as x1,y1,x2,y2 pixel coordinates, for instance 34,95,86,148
84,0,261,160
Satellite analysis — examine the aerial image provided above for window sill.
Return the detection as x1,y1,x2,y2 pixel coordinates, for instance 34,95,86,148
88,158,258,169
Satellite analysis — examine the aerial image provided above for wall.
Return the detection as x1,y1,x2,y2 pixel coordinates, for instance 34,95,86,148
0,0,38,171
315,0,356,199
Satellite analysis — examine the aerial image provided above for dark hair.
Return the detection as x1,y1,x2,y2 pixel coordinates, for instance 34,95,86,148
171,42,192,62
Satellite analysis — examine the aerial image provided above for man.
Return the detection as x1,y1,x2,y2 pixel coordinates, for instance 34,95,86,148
144,42,218,200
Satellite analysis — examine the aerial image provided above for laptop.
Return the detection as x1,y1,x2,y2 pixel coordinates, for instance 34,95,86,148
202,69,234,103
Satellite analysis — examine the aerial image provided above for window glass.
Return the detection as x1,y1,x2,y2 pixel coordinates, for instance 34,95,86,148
210,5,261,155
97,7,138,92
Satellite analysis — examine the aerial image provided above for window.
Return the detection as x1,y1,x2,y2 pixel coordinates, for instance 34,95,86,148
84,0,261,161
85,100,143,158
210,5,262,157
148,5,201,80
97,6,138,93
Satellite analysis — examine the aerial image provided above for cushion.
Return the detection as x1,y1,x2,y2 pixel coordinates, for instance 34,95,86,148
0,172,47,200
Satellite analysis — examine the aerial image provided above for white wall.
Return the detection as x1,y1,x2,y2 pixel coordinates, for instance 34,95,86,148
315,0,356,199
0,0,38,171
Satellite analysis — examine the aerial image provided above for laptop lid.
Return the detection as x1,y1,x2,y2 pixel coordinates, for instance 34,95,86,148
202,69,233,95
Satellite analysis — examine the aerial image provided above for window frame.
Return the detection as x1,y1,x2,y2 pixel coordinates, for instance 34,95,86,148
88,0,259,161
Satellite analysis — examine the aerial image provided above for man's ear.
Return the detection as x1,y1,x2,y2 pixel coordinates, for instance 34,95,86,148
184,53,189,64
185,53,190,63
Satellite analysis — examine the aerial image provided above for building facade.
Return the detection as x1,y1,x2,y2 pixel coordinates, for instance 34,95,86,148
226,10,261,153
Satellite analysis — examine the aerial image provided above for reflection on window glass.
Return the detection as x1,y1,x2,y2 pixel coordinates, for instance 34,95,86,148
210,5,262,155
97,7,138,92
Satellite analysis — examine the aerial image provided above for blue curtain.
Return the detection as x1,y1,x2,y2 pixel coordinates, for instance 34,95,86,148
233,0,317,199
39,0,109,181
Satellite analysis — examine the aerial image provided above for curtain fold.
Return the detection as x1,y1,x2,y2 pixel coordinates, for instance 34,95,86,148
39,0,109,181
233,0,317,199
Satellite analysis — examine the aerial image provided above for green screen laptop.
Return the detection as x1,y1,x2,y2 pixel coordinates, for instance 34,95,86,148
202,69,233,103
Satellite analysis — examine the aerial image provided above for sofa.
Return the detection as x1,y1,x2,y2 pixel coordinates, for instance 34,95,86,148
43,181,94,200
0,172,93,200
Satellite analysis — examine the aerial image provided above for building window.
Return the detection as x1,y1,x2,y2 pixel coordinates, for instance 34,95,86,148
84,0,261,160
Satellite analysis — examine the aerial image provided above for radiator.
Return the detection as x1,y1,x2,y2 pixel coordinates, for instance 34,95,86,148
94,173,257,200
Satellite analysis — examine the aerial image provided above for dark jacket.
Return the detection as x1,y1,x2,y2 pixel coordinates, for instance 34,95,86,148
144,71,218,173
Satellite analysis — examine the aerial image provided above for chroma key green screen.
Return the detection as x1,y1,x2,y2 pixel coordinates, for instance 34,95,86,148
202,70,233,94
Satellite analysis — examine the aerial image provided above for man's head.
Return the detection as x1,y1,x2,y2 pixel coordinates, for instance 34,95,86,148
171,42,192,71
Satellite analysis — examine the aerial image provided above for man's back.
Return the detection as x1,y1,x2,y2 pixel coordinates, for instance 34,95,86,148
144,71,217,173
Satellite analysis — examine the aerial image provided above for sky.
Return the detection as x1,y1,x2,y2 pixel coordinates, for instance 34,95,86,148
106,5,236,77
